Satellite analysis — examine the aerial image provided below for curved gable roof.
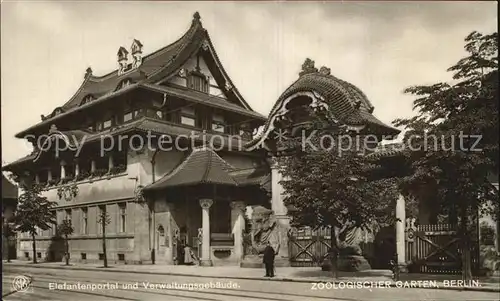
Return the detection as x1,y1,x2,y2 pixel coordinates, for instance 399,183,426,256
246,60,400,150
60,16,203,112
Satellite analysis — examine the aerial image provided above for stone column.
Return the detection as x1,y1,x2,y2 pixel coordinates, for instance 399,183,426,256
396,194,407,271
199,199,213,266
91,160,96,173
60,161,66,180
269,157,290,264
75,160,80,177
47,169,53,182
231,201,245,261
108,155,114,172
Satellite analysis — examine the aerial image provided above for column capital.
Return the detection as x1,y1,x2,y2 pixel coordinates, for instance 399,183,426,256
267,157,280,169
199,199,213,209
230,201,245,211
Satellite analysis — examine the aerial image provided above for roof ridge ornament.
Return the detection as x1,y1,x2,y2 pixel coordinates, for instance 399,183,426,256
299,58,317,77
85,67,93,79
117,46,129,75
319,66,331,76
193,12,201,23
131,39,143,69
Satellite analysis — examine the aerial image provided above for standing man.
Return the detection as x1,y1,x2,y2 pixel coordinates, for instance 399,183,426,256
263,241,275,277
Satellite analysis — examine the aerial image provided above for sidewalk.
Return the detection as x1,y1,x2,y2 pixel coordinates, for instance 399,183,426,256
4,260,499,292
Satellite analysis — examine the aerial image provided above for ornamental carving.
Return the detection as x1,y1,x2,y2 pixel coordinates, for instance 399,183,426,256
319,66,331,76
57,184,79,201
178,68,187,78
197,228,203,243
201,40,210,51
199,199,213,209
134,184,145,203
299,58,317,76
405,217,417,242
249,206,280,254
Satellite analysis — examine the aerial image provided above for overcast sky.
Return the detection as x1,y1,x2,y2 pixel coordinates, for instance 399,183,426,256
1,1,497,164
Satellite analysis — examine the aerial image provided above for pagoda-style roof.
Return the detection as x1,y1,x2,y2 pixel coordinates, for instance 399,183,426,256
3,117,252,170
144,147,271,191
15,12,264,138
144,147,238,190
2,174,18,199
246,59,400,150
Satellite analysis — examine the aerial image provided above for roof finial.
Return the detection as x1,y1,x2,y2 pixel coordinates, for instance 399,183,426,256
299,58,317,77
193,12,201,23
85,67,93,79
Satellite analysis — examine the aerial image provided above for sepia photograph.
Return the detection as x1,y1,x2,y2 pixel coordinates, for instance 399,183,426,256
1,1,498,300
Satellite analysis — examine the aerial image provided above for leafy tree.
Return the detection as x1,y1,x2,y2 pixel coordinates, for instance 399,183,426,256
97,207,111,268
57,219,74,266
279,119,403,278
13,183,57,264
2,219,16,262
393,31,498,280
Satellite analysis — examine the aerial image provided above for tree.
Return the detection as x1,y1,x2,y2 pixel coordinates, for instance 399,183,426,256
97,207,111,268
393,31,498,280
56,219,74,266
3,219,16,262
279,118,402,278
13,183,56,264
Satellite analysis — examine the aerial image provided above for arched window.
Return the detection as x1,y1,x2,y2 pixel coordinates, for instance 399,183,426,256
157,225,166,246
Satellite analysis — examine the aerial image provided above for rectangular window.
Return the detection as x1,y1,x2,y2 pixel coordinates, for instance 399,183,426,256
124,112,133,122
98,205,106,234
65,209,72,223
180,107,196,127
119,203,126,233
187,74,209,93
99,253,105,260
212,114,225,133
181,116,196,126
50,221,56,236
81,208,88,234
103,119,112,129
81,253,87,260
118,253,125,261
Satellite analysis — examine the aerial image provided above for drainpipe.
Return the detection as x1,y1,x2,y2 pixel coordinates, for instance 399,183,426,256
150,149,160,264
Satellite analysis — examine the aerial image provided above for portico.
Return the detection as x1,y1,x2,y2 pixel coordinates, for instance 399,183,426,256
143,146,269,266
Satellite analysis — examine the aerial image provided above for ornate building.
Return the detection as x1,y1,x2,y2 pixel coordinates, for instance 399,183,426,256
3,12,434,268
3,12,270,265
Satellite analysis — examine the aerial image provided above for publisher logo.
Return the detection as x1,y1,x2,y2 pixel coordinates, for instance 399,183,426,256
12,275,31,292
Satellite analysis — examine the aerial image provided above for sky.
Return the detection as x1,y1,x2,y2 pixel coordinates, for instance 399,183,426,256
1,1,497,164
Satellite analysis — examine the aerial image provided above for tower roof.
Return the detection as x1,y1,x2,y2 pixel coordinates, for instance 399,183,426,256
246,59,400,150
144,147,238,190
15,12,263,138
